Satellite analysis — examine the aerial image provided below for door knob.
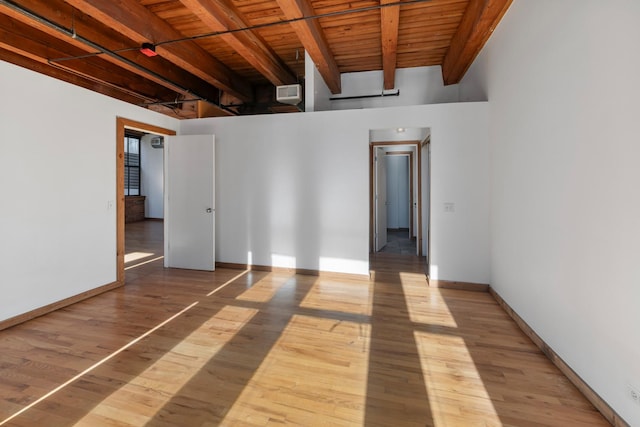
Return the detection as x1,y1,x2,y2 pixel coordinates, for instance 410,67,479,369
206,208,213,213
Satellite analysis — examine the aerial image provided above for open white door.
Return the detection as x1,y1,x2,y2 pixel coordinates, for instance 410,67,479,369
164,134,215,270
375,147,387,251
421,142,431,273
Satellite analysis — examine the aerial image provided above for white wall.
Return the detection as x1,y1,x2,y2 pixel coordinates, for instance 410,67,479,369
140,134,164,219
305,58,459,112
321,66,460,111
370,127,429,143
460,1,640,424
305,51,332,112
0,60,178,322
180,102,490,281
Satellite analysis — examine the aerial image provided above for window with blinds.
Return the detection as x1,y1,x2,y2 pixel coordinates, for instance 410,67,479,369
124,134,141,196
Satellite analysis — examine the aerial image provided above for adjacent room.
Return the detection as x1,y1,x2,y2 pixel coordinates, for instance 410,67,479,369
0,1,638,426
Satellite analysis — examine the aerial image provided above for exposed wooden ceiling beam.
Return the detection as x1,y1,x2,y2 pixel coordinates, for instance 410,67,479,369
380,0,400,90
442,0,512,85
179,0,295,87
148,103,200,120
275,0,341,94
196,100,234,118
0,0,222,103
0,15,176,101
0,46,145,105
63,0,253,101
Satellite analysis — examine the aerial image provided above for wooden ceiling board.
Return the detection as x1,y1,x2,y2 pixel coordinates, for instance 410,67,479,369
312,3,393,74
398,52,449,68
401,6,466,21
394,1,466,69
151,8,212,37
233,0,288,24
404,3,468,16
194,46,263,81
398,23,458,40
309,0,378,14
318,8,380,28
144,1,193,20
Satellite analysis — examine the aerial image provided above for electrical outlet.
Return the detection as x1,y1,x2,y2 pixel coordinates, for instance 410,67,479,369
628,384,640,406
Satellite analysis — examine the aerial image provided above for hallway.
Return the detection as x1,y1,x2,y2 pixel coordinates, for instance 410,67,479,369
378,228,416,255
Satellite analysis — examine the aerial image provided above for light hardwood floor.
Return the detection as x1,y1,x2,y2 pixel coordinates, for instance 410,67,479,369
0,221,609,426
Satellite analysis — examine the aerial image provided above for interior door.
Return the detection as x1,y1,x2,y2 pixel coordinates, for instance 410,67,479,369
385,155,398,229
164,134,215,270
375,147,387,251
421,142,430,273
386,155,410,230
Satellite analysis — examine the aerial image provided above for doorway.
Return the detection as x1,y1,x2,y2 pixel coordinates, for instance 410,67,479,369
369,127,430,261
382,151,413,254
115,118,175,285
370,143,419,255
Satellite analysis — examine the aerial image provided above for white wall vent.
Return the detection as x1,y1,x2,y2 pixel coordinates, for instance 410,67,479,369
276,84,302,105
150,136,164,149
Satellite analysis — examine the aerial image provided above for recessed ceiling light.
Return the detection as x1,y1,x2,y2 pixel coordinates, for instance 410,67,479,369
396,127,405,133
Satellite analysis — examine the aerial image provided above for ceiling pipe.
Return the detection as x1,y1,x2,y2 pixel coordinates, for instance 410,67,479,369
0,0,235,115
141,98,203,106
329,89,400,101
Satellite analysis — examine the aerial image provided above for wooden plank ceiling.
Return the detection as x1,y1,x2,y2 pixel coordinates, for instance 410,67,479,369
0,0,511,118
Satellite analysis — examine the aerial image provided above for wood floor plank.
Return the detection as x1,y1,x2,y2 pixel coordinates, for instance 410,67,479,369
0,220,610,426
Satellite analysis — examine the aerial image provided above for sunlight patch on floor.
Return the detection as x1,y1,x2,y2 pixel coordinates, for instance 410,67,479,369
222,313,371,426
398,270,428,283
402,281,458,328
124,251,155,263
396,270,458,328
125,255,164,270
0,270,262,427
72,304,259,426
414,331,500,426
299,280,373,316
206,269,250,296
236,274,289,302
0,301,199,426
